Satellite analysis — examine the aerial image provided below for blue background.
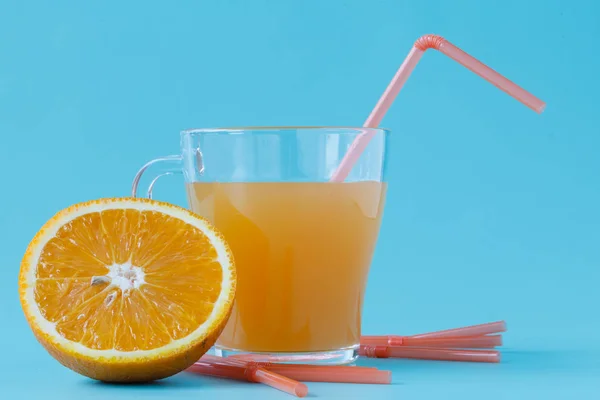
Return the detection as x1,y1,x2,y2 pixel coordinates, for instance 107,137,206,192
1,0,598,398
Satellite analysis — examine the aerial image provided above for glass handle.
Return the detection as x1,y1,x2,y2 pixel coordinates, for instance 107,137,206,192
131,155,183,199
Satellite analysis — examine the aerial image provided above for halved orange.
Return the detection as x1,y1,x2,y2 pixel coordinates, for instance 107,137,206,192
19,198,236,382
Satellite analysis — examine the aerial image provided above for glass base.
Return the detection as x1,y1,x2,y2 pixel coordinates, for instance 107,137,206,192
214,345,359,365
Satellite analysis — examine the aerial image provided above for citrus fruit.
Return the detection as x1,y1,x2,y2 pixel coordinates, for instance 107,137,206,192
19,198,236,382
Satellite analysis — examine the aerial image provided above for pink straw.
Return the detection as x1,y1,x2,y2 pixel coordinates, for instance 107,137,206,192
191,356,308,397
360,345,500,363
330,34,546,182
267,366,391,385
197,355,391,385
361,334,502,348
410,320,506,339
188,362,248,380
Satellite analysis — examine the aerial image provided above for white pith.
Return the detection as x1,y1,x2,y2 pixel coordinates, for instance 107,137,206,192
22,200,234,359
103,262,146,292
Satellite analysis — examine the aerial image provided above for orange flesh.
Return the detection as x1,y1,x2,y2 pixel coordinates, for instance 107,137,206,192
34,209,223,351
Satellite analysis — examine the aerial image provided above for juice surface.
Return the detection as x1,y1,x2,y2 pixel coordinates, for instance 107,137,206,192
186,181,386,352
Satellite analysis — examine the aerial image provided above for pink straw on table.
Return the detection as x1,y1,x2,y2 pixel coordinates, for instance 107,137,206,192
197,355,391,385
187,361,248,380
190,356,308,397
266,365,392,385
361,334,502,348
410,320,506,339
330,34,546,182
360,345,501,363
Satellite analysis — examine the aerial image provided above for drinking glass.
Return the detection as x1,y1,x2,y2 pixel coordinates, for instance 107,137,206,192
132,127,389,364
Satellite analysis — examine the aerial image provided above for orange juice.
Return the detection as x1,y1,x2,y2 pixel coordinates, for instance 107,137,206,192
186,181,386,352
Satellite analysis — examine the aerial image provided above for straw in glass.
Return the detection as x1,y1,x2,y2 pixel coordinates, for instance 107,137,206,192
360,345,500,363
330,34,546,182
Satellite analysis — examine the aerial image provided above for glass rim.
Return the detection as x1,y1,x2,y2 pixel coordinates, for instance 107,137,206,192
180,126,391,135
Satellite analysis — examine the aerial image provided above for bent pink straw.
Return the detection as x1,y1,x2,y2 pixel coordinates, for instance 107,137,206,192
361,334,502,348
360,345,500,363
411,320,506,339
191,356,308,397
330,34,546,182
